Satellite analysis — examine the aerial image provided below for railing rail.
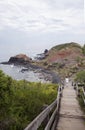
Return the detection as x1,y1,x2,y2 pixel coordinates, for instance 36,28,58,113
76,84,85,105
24,100,57,130
24,85,62,130
45,86,62,130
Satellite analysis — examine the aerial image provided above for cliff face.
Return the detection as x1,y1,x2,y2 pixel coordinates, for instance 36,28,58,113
8,54,32,64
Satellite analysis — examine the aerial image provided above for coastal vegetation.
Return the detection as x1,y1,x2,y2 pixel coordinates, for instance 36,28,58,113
75,71,85,113
51,42,81,51
0,70,58,130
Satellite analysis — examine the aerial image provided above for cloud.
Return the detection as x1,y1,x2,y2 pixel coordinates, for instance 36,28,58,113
0,0,84,62
0,0,84,32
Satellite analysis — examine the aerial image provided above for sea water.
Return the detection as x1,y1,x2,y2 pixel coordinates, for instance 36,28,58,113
0,64,47,83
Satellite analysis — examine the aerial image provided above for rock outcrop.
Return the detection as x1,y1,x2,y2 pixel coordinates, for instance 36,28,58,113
35,49,49,60
8,54,32,64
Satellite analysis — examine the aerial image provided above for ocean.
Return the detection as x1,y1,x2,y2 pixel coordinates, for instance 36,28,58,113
0,64,49,83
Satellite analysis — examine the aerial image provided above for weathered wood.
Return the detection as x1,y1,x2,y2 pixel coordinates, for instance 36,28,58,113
51,117,58,130
44,86,62,130
24,99,57,130
45,107,57,130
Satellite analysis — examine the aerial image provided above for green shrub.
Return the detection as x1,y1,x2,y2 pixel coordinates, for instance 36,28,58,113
0,70,58,130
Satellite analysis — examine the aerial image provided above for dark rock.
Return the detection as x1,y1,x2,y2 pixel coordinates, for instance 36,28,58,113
8,54,32,65
44,49,48,54
0,62,9,64
35,49,49,60
35,53,46,60
21,68,29,73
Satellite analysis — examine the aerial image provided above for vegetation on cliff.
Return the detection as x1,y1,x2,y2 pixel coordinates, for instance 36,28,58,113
0,70,58,130
51,42,81,51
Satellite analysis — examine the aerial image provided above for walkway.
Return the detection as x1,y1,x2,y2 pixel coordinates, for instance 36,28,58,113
56,82,85,130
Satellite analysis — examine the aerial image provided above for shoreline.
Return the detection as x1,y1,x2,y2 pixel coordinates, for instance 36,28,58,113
0,61,60,84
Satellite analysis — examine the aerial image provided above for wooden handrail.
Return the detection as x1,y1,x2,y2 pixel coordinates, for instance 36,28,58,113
24,85,62,130
82,87,85,96
24,99,57,130
76,85,85,104
44,86,62,130
44,107,58,130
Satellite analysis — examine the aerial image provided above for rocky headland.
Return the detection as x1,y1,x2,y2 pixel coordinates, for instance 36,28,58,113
9,54,32,64
1,42,85,83
37,42,85,78
1,53,60,83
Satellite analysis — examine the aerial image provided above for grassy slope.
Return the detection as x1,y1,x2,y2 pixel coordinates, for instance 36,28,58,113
51,42,81,51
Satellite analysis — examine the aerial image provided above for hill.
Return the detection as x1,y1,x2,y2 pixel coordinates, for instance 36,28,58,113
45,42,82,64
39,42,85,77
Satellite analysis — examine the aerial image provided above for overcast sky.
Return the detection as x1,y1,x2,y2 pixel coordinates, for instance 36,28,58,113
0,0,85,61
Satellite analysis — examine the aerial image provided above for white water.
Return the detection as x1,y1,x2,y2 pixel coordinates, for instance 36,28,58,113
0,64,48,83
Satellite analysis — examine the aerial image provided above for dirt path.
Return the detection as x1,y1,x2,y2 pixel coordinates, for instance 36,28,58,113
56,82,85,130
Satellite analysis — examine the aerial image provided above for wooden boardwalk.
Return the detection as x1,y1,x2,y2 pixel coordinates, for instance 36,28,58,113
56,82,85,130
